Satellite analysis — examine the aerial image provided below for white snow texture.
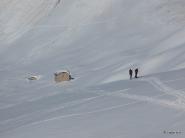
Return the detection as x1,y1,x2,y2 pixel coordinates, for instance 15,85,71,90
1,0,185,138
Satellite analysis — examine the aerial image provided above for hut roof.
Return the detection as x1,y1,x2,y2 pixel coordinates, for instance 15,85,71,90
55,70,70,74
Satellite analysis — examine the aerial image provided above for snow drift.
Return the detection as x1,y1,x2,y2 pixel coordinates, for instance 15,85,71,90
1,0,185,138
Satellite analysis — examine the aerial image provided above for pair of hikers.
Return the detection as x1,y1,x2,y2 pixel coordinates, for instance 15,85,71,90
129,68,138,80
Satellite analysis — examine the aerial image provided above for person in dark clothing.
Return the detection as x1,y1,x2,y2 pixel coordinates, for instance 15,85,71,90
135,68,138,78
129,69,133,80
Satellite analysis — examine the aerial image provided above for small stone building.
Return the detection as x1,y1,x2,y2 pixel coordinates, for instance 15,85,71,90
54,70,71,82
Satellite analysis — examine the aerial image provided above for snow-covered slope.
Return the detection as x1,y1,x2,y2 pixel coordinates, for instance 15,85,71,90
0,0,58,44
1,0,185,138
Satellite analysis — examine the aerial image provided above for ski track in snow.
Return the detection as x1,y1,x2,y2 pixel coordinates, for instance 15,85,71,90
144,77,185,105
15,100,140,129
1,76,185,135
112,91,185,110
4,79,185,131
0,89,118,124
0,89,130,133
2,0,185,138
10,92,182,129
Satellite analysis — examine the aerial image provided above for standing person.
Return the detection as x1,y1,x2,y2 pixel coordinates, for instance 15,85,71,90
129,69,133,80
135,68,138,78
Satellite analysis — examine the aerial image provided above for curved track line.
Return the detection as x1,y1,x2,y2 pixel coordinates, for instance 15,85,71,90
0,89,129,125
13,91,185,129
112,92,185,110
143,77,185,104
11,100,140,128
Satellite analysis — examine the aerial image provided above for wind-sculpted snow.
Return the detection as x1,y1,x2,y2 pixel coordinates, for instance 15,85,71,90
0,0,58,44
1,70,185,138
1,0,185,138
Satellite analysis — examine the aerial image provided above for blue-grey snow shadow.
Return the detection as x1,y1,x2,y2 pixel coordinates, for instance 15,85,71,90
91,68,185,99
0,90,102,133
90,78,163,98
92,79,146,91
146,68,185,81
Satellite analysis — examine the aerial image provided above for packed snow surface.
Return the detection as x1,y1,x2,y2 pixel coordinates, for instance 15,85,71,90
1,0,185,138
